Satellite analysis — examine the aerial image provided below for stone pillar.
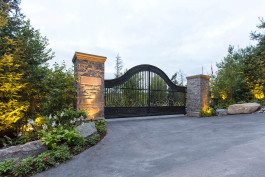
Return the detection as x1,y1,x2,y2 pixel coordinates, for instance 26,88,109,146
186,75,210,117
73,52,106,119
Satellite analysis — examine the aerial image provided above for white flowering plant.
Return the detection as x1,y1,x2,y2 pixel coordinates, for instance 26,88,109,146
0,109,87,148
42,108,87,130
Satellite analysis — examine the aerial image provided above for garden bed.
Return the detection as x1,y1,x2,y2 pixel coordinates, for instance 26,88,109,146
0,119,107,177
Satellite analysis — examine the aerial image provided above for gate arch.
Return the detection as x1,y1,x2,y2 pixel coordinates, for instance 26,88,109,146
104,64,186,118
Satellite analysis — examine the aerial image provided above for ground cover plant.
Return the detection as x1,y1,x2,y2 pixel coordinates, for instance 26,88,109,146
0,118,107,177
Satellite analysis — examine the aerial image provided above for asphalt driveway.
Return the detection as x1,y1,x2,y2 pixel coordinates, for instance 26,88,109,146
35,113,265,177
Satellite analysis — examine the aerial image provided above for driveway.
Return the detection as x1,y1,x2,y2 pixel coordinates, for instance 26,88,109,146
35,114,265,177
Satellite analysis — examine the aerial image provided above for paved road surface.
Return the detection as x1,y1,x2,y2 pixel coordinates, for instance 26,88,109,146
35,114,265,177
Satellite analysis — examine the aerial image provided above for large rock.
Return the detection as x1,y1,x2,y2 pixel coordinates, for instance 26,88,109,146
76,122,97,139
0,140,46,162
228,103,261,115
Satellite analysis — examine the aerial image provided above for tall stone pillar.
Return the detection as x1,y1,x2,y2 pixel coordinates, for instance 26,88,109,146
186,75,210,117
73,52,106,119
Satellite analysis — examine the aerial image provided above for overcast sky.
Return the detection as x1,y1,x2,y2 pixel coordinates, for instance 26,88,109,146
20,0,265,79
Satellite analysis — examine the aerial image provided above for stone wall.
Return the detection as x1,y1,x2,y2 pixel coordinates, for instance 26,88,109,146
73,52,106,119
186,75,210,117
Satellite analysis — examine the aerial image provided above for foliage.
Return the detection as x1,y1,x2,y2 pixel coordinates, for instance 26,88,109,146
121,72,143,106
40,63,76,116
34,145,71,172
0,146,72,176
106,71,186,107
245,18,265,98
0,0,77,138
171,70,185,86
41,126,85,149
0,54,29,135
0,0,53,137
211,19,265,107
0,1,29,136
200,107,216,117
41,108,87,130
0,0,54,120
95,119,107,135
150,75,167,106
13,21,54,119
0,109,86,148
13,157,35,176
0,118,107,176
0,132,39,148
211,46,252,107
87,133,101,146
54,108,86,128
0,158,16,175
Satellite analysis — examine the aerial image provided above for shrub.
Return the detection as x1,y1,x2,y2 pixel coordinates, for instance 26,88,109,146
40,63,76,116
52,145,72,162
0,132,39,148
72,145,84,155
211,19,265,108
13,156,35,176
0,146,72,176
41,126,85,149
55,108,87,128
42,109,87,131
0,158,16,175
95,119,107,135
34,146,71,172
35,151,56,172
88,133,101,146
201,107,215,117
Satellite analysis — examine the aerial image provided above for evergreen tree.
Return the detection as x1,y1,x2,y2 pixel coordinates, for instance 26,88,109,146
114,53,123,78
0,1,28,134
244,18,265,99
211,17,265,107
211,46,252,105
40,63,75,116
0,0,54,118
0,54,28,134
171,70,185,86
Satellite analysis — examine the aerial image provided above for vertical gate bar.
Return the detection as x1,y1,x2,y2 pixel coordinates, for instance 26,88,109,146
139,72,141,106
146,71,147,106
107,88,108,106
143,71,147,106
148,69,151,114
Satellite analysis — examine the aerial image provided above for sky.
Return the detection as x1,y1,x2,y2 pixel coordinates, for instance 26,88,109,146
20,0,265,79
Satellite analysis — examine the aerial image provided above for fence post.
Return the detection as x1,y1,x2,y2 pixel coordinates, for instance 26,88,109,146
186,75,210,117
73,52,106,119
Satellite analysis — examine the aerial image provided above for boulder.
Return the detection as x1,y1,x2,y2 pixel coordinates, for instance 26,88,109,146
76,122,97,139
0,140,46,162
216,109,228,116
228,103,261,115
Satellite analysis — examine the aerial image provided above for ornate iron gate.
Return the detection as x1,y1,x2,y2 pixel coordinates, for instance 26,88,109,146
104,65,186,118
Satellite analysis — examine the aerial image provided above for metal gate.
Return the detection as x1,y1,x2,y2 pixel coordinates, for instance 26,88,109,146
104,64,186,118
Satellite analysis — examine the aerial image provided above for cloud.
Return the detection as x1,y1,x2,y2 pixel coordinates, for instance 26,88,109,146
20,0,265,78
